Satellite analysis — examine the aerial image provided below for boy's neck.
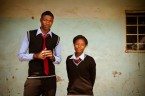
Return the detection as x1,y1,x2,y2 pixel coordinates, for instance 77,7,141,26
75,52,83,58
41,27,50,35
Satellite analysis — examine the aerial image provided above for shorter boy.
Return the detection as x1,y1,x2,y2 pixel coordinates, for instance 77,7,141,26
66,35,96,96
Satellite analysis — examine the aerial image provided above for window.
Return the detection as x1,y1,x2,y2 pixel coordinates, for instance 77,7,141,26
125,10,145,53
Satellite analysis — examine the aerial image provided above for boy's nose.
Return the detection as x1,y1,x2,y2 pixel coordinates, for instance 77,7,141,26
78,45,81,48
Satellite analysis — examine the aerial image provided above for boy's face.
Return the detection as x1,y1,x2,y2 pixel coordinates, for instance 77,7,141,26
74,39,86,54
40,15,53,31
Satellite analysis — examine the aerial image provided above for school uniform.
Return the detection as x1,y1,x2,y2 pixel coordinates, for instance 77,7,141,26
66,53,96,96
18,28,61,96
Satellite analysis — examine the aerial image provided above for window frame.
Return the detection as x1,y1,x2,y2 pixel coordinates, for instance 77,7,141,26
125,10,145,53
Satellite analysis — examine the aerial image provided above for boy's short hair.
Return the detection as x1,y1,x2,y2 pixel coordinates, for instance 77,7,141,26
41,11,54,18
73,35,88,45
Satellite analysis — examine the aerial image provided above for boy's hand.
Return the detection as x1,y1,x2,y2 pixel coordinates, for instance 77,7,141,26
33,48,55,61
42,48,55,61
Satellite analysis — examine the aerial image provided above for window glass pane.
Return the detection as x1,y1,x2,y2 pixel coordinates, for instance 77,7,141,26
139,44,145,50
139,35,145,43
126,35,137,43
138,26,145,34
126,26,137,34
126,17,137,24
127,44,137,50
138,17,145,24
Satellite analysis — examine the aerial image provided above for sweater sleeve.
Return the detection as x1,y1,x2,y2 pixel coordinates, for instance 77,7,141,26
89,57,96,86
66,56,70,80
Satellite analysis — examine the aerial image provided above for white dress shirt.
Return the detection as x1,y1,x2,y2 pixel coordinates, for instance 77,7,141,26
70,53,85,60
69,53,86,66
18,28,61,64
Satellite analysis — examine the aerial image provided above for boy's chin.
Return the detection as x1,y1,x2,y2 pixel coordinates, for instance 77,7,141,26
75,51,83,54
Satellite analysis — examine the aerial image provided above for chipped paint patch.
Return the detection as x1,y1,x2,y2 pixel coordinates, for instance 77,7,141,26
112,71,122,77
56,75,64,82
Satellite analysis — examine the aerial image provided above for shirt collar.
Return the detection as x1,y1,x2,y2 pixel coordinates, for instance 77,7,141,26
70,53,85,60
36,27,52,37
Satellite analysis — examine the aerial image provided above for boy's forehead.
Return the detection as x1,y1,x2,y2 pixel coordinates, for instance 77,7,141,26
41,15,54,20
75,39,86,43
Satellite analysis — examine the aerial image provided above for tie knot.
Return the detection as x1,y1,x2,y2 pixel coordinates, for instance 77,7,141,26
41,33,49,39
74,58,81,63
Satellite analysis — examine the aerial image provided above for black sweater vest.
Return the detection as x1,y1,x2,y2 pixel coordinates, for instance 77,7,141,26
28,29,59,76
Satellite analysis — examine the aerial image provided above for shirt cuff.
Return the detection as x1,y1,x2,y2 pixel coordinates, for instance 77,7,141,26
29,54,34,60
53,56,61,64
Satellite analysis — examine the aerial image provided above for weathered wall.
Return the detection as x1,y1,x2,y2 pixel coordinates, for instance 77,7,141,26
0,0,145,96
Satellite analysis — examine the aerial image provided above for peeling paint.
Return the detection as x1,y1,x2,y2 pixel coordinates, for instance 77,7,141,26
56,75,64,82
112,71,122,77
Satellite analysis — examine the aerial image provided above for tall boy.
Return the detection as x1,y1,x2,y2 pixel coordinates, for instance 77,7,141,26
18,11,61,96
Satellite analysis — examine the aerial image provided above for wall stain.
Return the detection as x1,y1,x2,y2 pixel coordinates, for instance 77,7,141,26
138,62,140,69
31,16,34,20
12,76,15,79
56,75,64,82
112,71,122,77
17,93,20,95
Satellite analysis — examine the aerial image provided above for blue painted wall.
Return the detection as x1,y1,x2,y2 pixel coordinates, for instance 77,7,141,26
0,0,145,96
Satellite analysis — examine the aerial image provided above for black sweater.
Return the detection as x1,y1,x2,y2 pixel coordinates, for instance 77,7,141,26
66,54,96,95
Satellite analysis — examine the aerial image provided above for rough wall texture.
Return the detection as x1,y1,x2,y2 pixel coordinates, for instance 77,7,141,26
0,0,145,96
